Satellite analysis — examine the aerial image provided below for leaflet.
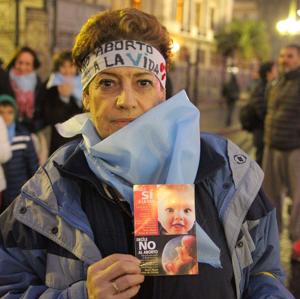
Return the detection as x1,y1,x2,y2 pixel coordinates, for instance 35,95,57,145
133,184,198,276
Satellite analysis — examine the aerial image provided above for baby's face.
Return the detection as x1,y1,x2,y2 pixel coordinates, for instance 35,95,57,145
158,190,195,234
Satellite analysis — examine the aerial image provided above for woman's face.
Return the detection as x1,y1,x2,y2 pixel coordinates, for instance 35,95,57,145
83,67,166,139
13,52,34,75
59,60,77,77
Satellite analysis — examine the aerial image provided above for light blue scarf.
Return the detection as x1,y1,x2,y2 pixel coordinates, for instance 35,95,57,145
47,72,82,107
57,90,200,209
57,90,221,268
9,70,37,91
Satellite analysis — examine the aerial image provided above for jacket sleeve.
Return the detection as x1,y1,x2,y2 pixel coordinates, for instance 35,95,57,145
0,203,88,299
25,136,39,177
0,117,11,163
0,247,88,299
242,190,294,298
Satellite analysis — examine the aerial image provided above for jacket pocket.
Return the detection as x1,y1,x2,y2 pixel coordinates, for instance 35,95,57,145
46,253,85,289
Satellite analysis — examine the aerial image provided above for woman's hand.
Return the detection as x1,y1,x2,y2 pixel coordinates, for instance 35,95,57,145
87,253,144,299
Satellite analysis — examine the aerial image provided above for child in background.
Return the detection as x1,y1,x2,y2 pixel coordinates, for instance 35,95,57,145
157,185,195,235
0,94,38,212
43,50,82,155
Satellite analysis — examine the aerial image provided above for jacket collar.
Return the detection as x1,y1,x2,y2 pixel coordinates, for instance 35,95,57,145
195,137,226,183
284,67,300,80
54,142,109,200
57,138,226,187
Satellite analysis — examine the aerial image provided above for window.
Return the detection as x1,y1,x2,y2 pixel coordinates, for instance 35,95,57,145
131,0,141,9
176,0,184,24
195,2,202,29
171,0,177,21
210,7,215,30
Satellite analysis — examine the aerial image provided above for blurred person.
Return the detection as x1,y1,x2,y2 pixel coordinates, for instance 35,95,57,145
251,62,277,165
0,115,11,210
0,8,294,299
43,50,82,155
246,65,260,95
0,47,44,132
289,240,300,298
0,46,48,164
263,44,300,242
240,61,277,165
222,72,240,127
0,94,38,213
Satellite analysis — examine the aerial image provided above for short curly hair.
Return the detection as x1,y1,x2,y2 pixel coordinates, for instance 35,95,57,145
72,8,172,71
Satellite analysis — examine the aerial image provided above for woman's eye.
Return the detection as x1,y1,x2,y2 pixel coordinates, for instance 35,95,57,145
138,79,153,87
166,208,174,213
99,79,114,87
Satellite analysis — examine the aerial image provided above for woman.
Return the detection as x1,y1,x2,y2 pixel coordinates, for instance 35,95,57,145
0,47,44,132
0,47,47,164
0,8,293,299
43,50,82,154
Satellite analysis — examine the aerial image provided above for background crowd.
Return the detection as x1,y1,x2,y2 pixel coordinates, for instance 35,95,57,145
0,46,82,212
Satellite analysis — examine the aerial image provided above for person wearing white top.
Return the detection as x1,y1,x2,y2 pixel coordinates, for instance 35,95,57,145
0,115,11,205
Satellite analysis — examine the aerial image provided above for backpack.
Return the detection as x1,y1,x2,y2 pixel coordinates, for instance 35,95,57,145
239,103,260,132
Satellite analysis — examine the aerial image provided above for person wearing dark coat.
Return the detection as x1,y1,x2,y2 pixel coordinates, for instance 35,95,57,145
0,47,49,164
248,61,277,166
222,73,240,127
0,47,45,133
43,50,82,155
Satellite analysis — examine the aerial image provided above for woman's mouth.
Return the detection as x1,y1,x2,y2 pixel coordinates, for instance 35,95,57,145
112,118,136,126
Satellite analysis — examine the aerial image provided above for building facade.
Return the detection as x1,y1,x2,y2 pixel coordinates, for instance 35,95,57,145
234,0,300,58
111,0,234,102
159,0,234,102
233,0,259,21
0,0,110,78
0,0,234,102
0,0,46,69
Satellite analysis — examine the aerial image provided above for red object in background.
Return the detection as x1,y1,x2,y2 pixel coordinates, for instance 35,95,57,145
292,240,300,261
289,240,300,298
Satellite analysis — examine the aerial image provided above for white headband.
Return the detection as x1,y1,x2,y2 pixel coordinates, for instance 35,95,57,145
80,40,167,90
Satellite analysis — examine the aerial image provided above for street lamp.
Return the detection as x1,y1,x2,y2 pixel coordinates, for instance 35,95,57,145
171,41,181,54
276,0,300,35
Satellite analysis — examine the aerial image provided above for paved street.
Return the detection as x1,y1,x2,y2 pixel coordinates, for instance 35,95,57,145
199,101,254,156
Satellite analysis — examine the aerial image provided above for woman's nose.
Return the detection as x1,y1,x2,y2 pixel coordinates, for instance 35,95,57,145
116,87,137,109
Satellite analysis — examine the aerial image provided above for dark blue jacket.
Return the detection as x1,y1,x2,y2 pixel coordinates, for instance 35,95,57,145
2,124,38,211
0,134,294,298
